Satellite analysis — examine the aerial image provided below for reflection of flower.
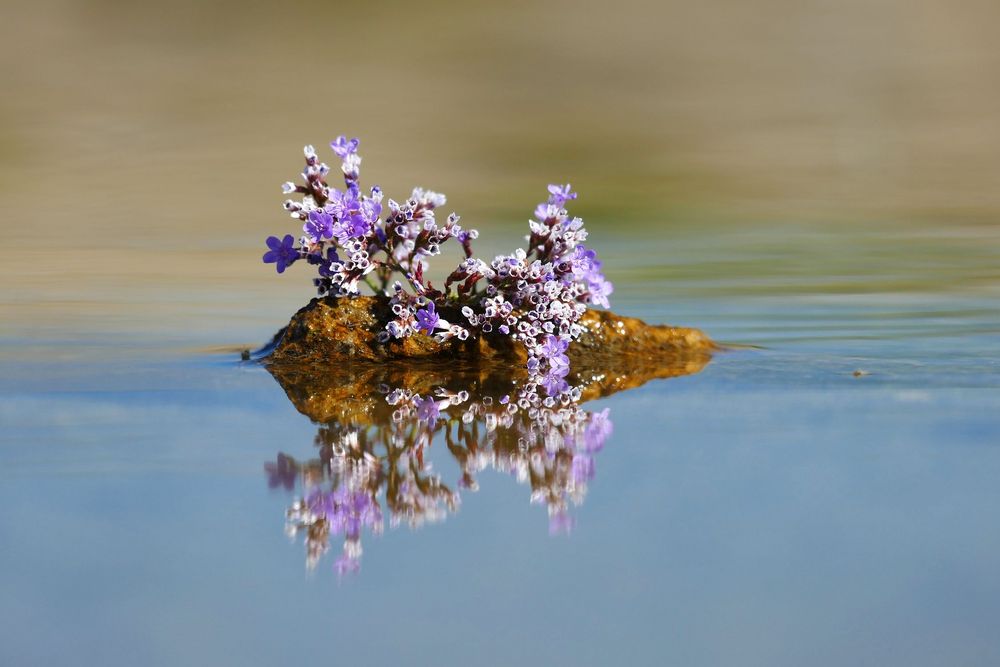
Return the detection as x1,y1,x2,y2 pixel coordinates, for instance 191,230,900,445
540,369,570,397
572,454,595,483
414,395,443,427
305,487,382,540
267,375,613,576
334,552,361,576
264,453,297,491
583,408,613,452
548,509,575,536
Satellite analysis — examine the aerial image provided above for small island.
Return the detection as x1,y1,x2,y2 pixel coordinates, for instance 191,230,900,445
257,136,715,386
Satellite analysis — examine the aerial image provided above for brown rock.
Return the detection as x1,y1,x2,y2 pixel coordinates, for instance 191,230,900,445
264,295,716,367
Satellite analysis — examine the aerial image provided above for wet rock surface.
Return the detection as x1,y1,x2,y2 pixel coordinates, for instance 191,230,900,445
263,295,716,367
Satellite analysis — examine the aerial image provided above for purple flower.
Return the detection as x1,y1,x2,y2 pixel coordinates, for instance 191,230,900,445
262,235,299,273
538,335,570,371
567,245,598,281
535,202,558,221
334,216,370,243
415,301,440,335
327,189,370,241
587,274,613,308
304,210,334,242
547,183,577,206
360,198,382,224
330,136,360,159
563,245,613,308
316,247,342,278
325,188,359,220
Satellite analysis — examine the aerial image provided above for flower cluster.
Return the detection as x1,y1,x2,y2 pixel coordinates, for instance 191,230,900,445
263,137,613,378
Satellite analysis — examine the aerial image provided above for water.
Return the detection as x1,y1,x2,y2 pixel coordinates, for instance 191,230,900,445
2,220,997,666
3,1,1000,665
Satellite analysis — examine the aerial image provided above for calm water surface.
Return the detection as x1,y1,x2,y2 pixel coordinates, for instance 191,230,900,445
2,219,998,666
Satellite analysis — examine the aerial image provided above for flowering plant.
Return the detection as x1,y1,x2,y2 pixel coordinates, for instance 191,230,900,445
263,137,612,385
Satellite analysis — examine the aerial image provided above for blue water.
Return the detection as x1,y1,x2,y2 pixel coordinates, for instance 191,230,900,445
2,221,1000,666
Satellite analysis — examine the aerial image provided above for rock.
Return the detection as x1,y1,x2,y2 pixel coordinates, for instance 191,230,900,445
263,295,716,367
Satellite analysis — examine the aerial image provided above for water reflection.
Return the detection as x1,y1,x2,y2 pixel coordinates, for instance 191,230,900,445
263,351,710,574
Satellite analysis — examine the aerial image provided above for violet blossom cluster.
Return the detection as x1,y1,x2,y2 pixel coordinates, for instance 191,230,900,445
262,137,613,380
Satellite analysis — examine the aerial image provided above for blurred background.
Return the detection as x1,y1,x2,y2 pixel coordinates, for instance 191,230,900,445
2,0,998,350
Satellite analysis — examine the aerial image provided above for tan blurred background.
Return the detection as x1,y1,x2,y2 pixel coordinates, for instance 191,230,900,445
2,0,999,348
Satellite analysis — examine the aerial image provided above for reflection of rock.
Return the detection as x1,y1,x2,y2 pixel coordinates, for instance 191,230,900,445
266,348,710,426
263,295,716,366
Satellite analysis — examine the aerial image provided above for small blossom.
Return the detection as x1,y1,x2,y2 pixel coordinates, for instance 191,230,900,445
262,234,299,273
415,302,440,335
304,210,334,242
325,188,358,220
547,183,577,206
535,202,562,221
360,197,382,224
315,247,342,278
587,274,613,308
330,136,360,159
